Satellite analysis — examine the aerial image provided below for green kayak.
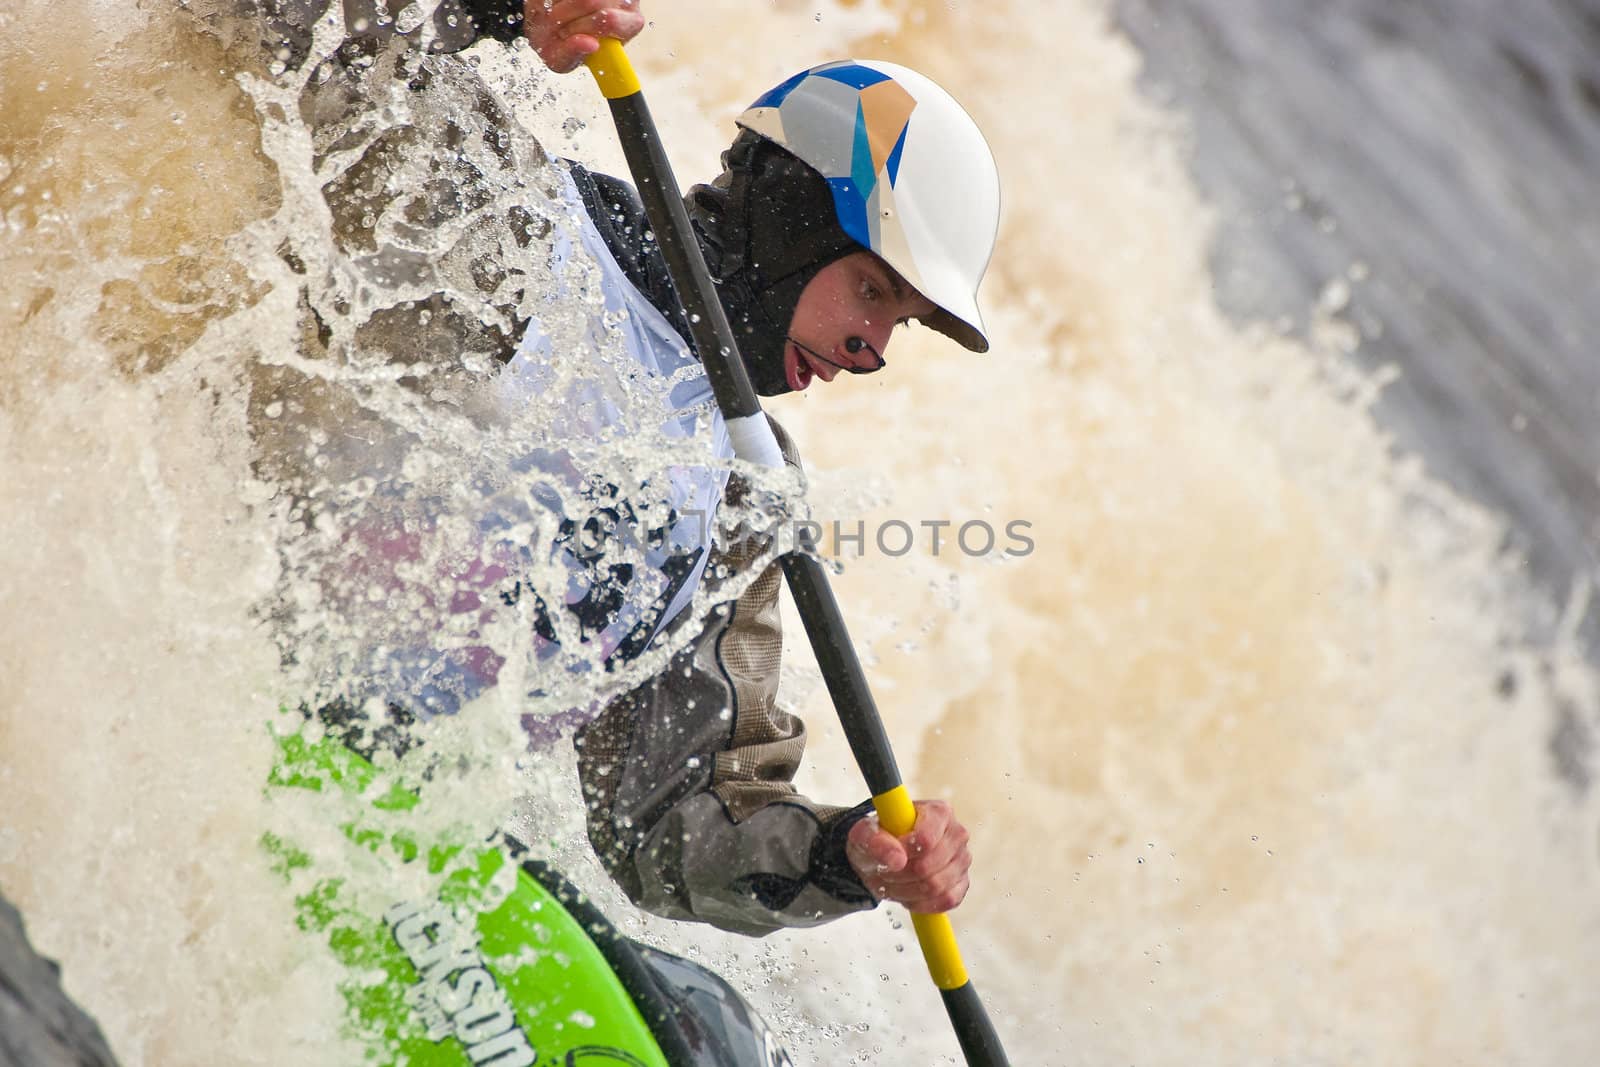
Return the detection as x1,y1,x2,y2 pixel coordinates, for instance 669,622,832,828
265,716,796,1067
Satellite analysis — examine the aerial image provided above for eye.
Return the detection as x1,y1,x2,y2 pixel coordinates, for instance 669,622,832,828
859,277,883,303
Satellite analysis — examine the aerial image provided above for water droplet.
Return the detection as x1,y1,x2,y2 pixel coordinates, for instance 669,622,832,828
1318,278,1351,313
395,3,427,33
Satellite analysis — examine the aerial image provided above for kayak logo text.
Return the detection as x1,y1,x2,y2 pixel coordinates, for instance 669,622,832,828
386,901,537,1067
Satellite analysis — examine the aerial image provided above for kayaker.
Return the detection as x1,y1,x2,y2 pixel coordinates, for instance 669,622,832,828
495,1,1002,935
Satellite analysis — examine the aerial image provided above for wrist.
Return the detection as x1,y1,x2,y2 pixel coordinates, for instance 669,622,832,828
808,800,877,906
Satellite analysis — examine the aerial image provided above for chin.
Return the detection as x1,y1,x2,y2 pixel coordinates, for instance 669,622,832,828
742,350,794,397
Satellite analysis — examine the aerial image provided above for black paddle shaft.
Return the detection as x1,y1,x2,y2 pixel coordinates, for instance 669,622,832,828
779,550,902,793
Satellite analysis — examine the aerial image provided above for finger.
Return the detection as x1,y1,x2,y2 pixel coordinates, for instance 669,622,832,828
902,867,970,913
534,36,598,73
523,0,633,66
873,830,909,871
877,833,971,893
903,802,969,877
904,799,951,844
540,0,635,27
532,0,640,40
903,821,968,881
535,41,597,73
902,801,950,855
529,12,645,71
551,8,646,45
870,831,908,870
885,849,972,913
526,0,604,30
848,820,907,873
882,836,971,895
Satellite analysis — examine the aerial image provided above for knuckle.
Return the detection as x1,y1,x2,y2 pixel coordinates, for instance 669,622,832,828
935,881,968,911
617,10,645,33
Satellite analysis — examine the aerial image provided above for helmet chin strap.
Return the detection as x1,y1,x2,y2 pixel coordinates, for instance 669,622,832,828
786,335,885,374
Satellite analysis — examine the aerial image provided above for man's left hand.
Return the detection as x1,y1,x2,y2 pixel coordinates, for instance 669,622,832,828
523,0,647,74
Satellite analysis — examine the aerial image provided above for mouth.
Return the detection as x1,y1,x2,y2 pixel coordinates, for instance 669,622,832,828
785,343,815,393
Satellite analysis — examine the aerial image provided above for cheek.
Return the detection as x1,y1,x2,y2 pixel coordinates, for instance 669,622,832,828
794,282,852,334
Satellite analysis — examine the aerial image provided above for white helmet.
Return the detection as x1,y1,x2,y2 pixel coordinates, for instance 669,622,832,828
736,60,1001,352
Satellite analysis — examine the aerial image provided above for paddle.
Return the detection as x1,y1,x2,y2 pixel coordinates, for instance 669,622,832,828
581,38,1010,1067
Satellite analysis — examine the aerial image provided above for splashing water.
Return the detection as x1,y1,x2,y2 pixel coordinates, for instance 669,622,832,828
3,1,1599,1065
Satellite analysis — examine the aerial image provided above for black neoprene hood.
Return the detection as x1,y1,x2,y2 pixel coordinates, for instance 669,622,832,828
688,131,864,396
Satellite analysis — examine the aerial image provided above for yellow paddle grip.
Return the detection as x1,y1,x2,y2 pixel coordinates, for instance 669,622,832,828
871,785,970,990
583,38,641,99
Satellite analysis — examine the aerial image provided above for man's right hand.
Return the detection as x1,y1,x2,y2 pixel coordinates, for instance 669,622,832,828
845,799,973,914
523,0,647,73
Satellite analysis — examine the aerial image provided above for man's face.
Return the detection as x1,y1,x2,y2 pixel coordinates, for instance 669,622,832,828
782,251,938,392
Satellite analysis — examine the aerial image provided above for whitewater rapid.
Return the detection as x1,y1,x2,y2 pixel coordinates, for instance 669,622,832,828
3,2,1598,1065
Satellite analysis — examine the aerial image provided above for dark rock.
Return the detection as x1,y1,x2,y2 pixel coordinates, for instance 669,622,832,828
1115,0,1600,661
0,895,120,1067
